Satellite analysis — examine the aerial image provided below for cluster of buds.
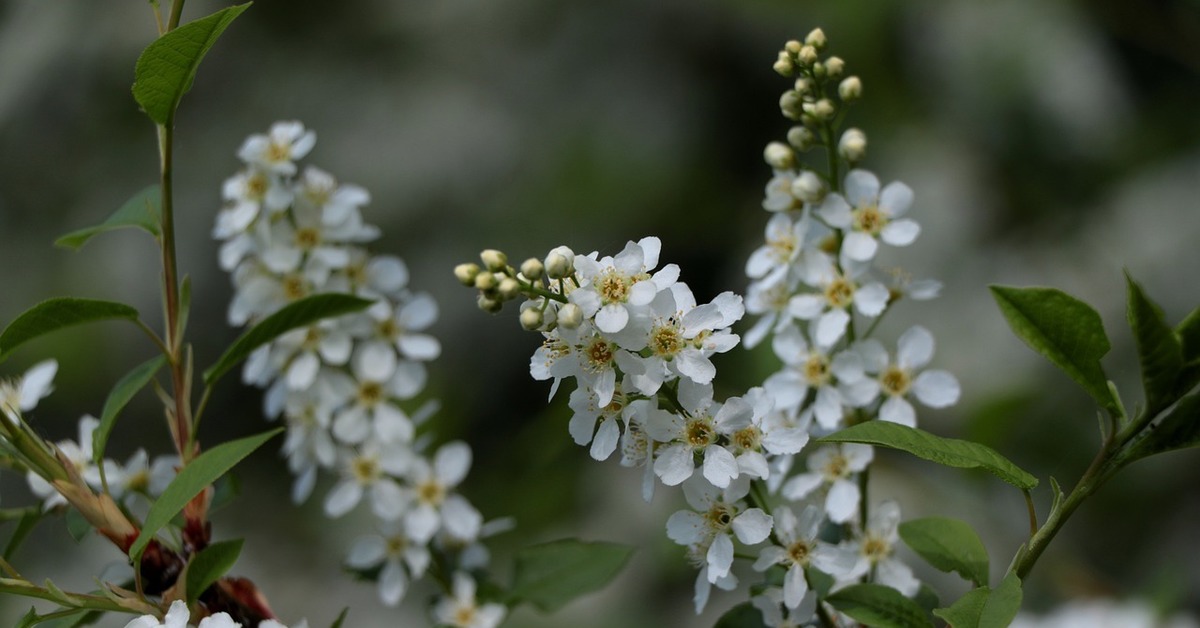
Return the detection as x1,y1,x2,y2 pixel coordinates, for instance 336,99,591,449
770,27,867,177
217,122,503,623
454,245,580,331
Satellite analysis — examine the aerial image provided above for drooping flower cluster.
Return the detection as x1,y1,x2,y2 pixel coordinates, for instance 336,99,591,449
217,122,501,623
458,29,963,623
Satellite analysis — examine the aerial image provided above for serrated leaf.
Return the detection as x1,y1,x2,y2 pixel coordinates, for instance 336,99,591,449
130,428,281,561
990,285,1115,412
819,422,1038,490
714,602,770,628
1126,273,1183,415
898,517,989,587
132,4,251,124
185,539,243,604
55,185,161,250
1122,388,1200,462
203,293,374,385
936,572,1022,628
507,539,635,612
93,355,166,469
825,583,933,628
0,298,140,361
933,587,988,627
329,608,349,628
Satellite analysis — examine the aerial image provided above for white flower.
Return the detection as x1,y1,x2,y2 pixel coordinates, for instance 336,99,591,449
841,500,920,597
851,326,961,427
0,359,58,419
746,213,808,289
433,572,506,628
237,121,316,176
403,442,481,543
567,383,641,461
764,325,866,430
293,165,371,227
644,382,741,488
743,278,800,350
328,345,424,444
751,586,818,627
123,601,241,628
665,475,773,583
762,171,800,212
625,285,743,394
345,520,431,606
816,169,919,263
324,443,412,520
568,236,678,334
787,250,889,347
753,505,858,609
780,443,873,524
352,294,441,363
213,168,292,238
27,415,104,509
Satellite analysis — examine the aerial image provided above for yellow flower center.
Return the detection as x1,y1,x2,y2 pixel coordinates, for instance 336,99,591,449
881,365,911,397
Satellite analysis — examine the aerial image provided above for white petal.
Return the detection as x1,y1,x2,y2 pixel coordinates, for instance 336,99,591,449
702,445,739,488
590,417,620,461
434,442,472,486
897,326,935,369
814,309,850,346
379,559,409,606
877,558,920,597
441,495,483,540
913,370,960,408
879,181,914,217
345,536,386,568
367,256,409,293
399,294,438,330
370,480,407,521
324,480,363,517
842,232,878,262
19,360,58,411
628,280,657,306
594,304,629,333
706,533,735,581
353,342,397,382
732,508,773,545
398,335,441,361
881,219,920,246
844,169,880,208
286,352,320,390
784,563,810,609
780,473,822,501
788,294,826,320
666,510,706,545
816,194,852,228
880,396,916,427
654,445,695,486
854,283,890,317
826,478,860,523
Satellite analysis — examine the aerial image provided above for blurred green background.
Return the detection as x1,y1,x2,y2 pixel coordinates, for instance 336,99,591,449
1,0,1199,625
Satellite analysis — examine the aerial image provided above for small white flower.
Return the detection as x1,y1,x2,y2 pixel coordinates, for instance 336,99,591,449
780,443,873,524
746,213,809,289
237,121,316,176
751,586,818,627
764,325,866,430
816,169,919,263
403,442,481,543
851,326,961,427
665,475,773,583
324,443,412,520
433,572,506,628
345,520,431,607
787,250,889,346
569,237,678,334
123,601,242,628
841,500,920,597
753,505,858,609
0,359,58,419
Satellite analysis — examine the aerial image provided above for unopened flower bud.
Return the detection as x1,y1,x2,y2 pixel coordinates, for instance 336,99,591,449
519,307,544,331
498,277,521,300
474,271,498,292
784,40,802,55
773,52,794,76
480,249,507,272
520,258,544,281
791,170,825,204
824,56,845,78
805,28,827,50
793,78,813,96
779,90,803,120
454,263,480,286
545,246,575,279
558,303,583,329
838,128,867,163
838,76,862,102
763,142,795,170
787,126,815,151
798,45,818,66
811,61,827,80
810,98,835,121
477,293,503,314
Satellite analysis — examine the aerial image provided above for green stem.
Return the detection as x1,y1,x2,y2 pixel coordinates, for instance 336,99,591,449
158,121,192,463
0,577,157,616
166,0,185,31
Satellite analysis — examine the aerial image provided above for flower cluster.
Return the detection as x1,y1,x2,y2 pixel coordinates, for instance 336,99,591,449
123,600,302,628
459,29,963,623
217,122,501,623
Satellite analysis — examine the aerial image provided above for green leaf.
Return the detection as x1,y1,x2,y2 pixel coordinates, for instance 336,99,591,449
507,539,635,612
819,421,1038,490
714,602,769,628
990,285,1115,412
93,355,166,468
1178,305,1200,363
129,428,281,561
329,608,349,628
936,573,1022,628
4,509,44,559
185,539,244,604
16,608,39,628
65,508,91,543
1125,273,1183,415
132,4,252,124
1122,388,1200,461
825,583,933,628
203,293,374,386
0,298,140,362
898,517,989,587
54,185,161,250
933,587,988,627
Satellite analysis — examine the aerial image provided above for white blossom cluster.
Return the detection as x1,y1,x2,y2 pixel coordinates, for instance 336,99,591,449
1,360,180,512
123,600,304,628
217,122,502,624
458,30,964,623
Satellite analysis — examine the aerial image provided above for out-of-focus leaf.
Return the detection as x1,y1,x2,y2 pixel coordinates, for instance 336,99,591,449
185,539,243,604
54,185,161,250
1125,273,1183,415
507,539,635,612
714,602,769,628
94,355,166,468
0,298,139,362
898,517,989,587
825,583,933,628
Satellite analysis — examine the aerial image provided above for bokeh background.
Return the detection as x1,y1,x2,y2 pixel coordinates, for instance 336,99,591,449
1,0,1199,626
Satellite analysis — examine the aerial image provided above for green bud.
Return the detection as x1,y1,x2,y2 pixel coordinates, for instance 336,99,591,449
480,249,507,272
838,76,862,102
558,303,583,329
498,277,521,300
520,257,544,281
519,307,544,331
787,126,815,151
454,263,480,287
477,293,503,314
474,271,498,292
